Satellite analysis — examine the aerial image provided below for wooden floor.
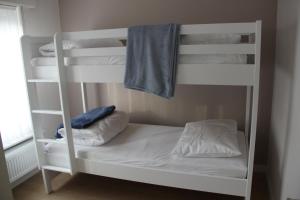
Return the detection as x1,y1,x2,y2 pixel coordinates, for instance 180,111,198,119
13,172,269,200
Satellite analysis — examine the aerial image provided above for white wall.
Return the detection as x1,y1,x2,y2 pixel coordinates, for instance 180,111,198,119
268,0,300,199
22,0,60,36
22,0,62,125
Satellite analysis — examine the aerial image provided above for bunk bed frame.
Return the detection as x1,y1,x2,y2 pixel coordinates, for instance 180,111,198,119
21,21,261,200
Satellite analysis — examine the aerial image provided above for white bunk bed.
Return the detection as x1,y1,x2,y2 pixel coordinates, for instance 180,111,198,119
21,21,261,200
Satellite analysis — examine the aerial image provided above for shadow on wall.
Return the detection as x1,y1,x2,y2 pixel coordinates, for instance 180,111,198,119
95,83,246,129
268,5,299,200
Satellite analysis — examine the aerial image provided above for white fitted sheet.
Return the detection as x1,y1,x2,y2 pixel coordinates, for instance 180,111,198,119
44,123,248,178
31,54,247,67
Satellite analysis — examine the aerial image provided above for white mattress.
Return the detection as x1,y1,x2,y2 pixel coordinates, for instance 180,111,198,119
31,54,247,67
44,123,248,178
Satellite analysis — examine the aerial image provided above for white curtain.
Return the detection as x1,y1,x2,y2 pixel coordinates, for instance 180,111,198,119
0,6,33,149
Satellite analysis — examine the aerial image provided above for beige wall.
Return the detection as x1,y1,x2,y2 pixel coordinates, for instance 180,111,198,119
59,0,277,165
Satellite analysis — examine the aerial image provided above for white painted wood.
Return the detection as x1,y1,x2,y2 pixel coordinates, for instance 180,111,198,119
62,22,256,40
177,64,255,86
28,79,58,83
22,21,262,198
63,64,255,86
37,139,65,144
21,36,49,169
65,44,254,57
80,82,88,112
42,165,71,173
41,169,52,194
245,86,251,143
65,47,125,57
63,28,127,40
33,66,58,80
181,22,256,34
31,109,62,115
77,158,247,197
33,64,255,86
245,20,262,200
54,33,77,175
180,44,255,55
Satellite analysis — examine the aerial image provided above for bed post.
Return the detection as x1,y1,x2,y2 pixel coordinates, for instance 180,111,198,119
80,82,88,112
54,32,77,175
42,169,52,194
245,20,261,200
245,86,251,142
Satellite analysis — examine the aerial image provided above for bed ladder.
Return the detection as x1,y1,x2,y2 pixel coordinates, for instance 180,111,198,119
21,35,76,193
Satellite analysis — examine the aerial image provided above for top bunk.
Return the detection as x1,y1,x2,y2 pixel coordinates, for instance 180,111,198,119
22,21,261,86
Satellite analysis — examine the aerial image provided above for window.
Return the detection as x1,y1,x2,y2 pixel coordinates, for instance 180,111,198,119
0,6,33,149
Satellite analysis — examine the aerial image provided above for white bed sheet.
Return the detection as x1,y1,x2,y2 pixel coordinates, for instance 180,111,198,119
44,123,248,178
31,54,247,67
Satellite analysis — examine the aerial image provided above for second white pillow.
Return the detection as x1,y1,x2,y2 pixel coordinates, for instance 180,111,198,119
172,119,242,158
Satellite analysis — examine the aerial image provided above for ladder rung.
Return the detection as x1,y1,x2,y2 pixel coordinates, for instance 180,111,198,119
32,109,63,115
37,138,65,144
42,165,71,173
28,79,58,83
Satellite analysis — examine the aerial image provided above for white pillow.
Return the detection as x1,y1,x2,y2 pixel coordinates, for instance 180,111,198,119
39,39,123,56
58,111,129,146
172,119,241,158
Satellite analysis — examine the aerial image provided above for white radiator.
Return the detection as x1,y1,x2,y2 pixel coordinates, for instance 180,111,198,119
5,140,38,185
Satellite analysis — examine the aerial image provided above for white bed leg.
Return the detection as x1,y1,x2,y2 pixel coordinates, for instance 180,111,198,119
245,179,253,200
42,169,52,194
245,192,251,200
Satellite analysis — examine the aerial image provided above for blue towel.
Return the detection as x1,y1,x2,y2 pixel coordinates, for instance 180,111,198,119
56,105,115,138
124,24,180,99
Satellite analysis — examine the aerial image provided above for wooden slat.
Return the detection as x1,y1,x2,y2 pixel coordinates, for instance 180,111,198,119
181,22,256,35
31,109,63,115
180,44,255,54
63,28,127,40
32,63,256,86
62,22,256,40
33,66,58,80
42,165,71,173
78,158,247,197
37,138,65,144
64,64,255,86
64,47,125,57
28,79,58,83
177,64,255,85
64,44,254,57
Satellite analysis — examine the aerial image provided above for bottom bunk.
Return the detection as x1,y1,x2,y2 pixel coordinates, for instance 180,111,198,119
43,123,249,197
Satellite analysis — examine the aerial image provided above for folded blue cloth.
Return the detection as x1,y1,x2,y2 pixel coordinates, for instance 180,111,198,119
124,24,180,99
56,105,115,138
